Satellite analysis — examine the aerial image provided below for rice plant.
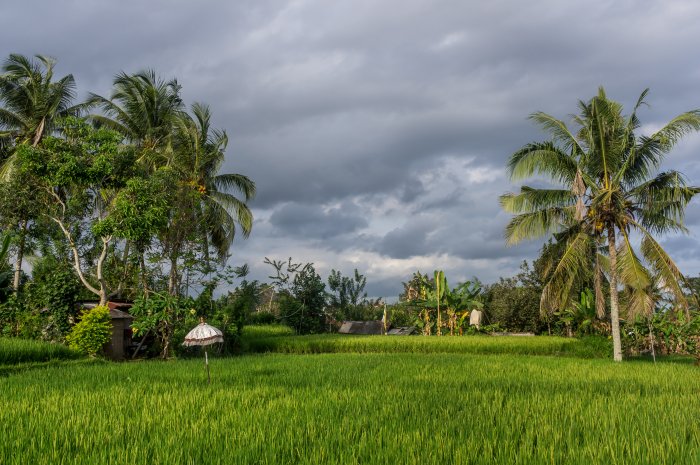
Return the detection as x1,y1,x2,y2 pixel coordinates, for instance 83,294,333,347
0,337,81,365
2,352,699,464
241,325,611,358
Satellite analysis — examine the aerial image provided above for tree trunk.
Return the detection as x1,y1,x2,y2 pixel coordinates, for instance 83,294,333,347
12,219,28,293
116,240,130,298
168,255,179,296
139,249,149,294
53,216,101,299
96,236,111,306
607,226,623,362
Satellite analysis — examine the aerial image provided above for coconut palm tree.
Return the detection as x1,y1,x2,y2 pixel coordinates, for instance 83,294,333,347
0,54,86,291
88,70,186,291
164,102,254,295
88,70,185,166
501,88,700,361
0,54,85,151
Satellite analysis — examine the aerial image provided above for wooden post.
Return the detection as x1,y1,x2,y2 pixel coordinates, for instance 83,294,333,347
205,348,211,384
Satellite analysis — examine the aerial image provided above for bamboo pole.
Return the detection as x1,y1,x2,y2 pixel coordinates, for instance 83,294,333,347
205,348,211,384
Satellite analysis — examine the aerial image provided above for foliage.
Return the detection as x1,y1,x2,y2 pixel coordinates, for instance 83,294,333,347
501,88,700,360
65,305,112,357
0,256,81,341
217,278,262,336
623,310,700,359
0,234,12,302
483,262,542,333
404,270,485,336
129,293,188,358
266,258,327,334
327,268,371,320
247,311,277,325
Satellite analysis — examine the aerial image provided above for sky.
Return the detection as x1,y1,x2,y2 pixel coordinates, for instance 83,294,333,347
3,0,700,298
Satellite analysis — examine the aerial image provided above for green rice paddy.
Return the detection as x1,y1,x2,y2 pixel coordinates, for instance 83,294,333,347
2,333,699,464
0,337,81,365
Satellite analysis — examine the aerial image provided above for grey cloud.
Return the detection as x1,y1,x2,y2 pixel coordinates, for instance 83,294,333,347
269,201,368,239
5,1,700,296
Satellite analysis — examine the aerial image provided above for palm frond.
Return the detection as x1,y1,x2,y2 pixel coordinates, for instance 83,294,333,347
528,112,584,156
540,231,592,314
504,206,574,245
639,231,688,311
616,230,651,291
500,186,574,214
507,141,577,183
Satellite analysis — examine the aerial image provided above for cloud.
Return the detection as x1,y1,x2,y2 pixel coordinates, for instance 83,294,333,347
4,0,700,296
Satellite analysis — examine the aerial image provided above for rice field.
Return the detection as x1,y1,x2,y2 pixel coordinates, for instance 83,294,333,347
0,337,81,365
241,325,612,358
2,346,700,464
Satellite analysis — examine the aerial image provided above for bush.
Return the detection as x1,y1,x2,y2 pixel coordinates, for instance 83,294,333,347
66,306,112,357
248,311,277,325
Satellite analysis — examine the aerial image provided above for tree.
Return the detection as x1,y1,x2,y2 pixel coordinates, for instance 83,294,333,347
501,88,700,361
0,235,13,303
162,103,254,295
0,54,86,291
267,260,327,334
16,118,165,304
88,70,186,292
327,268,369,320
88,70,184,165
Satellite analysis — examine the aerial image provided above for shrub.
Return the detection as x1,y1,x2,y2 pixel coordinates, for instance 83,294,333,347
66,306,112,357
248,311,277,325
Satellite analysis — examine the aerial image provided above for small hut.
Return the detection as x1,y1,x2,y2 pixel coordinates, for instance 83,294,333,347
338,320,384,335
76,300,134,361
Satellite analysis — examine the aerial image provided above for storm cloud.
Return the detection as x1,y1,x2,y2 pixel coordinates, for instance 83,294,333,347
3,0,700,297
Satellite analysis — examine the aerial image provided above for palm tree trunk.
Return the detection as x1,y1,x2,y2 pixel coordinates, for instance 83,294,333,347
12,219,28,293
607,225,623,362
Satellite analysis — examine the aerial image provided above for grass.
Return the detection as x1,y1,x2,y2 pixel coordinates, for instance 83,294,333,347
1,329,697,463
241,325,612,358
1,352,699,464
0,337,81,365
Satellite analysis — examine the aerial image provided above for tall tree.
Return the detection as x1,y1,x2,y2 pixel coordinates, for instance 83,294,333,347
15,118,166,305
88,70,186,291
0,54,86,291
501,88,700,361
163,103,254,295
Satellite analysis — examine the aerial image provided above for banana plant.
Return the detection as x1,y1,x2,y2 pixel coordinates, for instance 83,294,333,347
413,270,447,335
446,281,483,335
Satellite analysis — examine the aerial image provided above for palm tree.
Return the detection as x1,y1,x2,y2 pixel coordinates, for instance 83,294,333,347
501,88,700,361
88,70,186,292
0,54,85,150
0,54,86,291
164,102,255,295
88,70,185,167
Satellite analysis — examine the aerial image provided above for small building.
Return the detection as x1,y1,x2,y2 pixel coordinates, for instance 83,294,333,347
338,320,384,335
387,326,416,335
76,300,134,361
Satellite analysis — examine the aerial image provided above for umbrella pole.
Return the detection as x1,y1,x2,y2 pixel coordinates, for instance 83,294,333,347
205,348,211,384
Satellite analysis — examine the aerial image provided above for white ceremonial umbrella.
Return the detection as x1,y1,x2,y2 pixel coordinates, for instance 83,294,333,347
183,318,224,384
